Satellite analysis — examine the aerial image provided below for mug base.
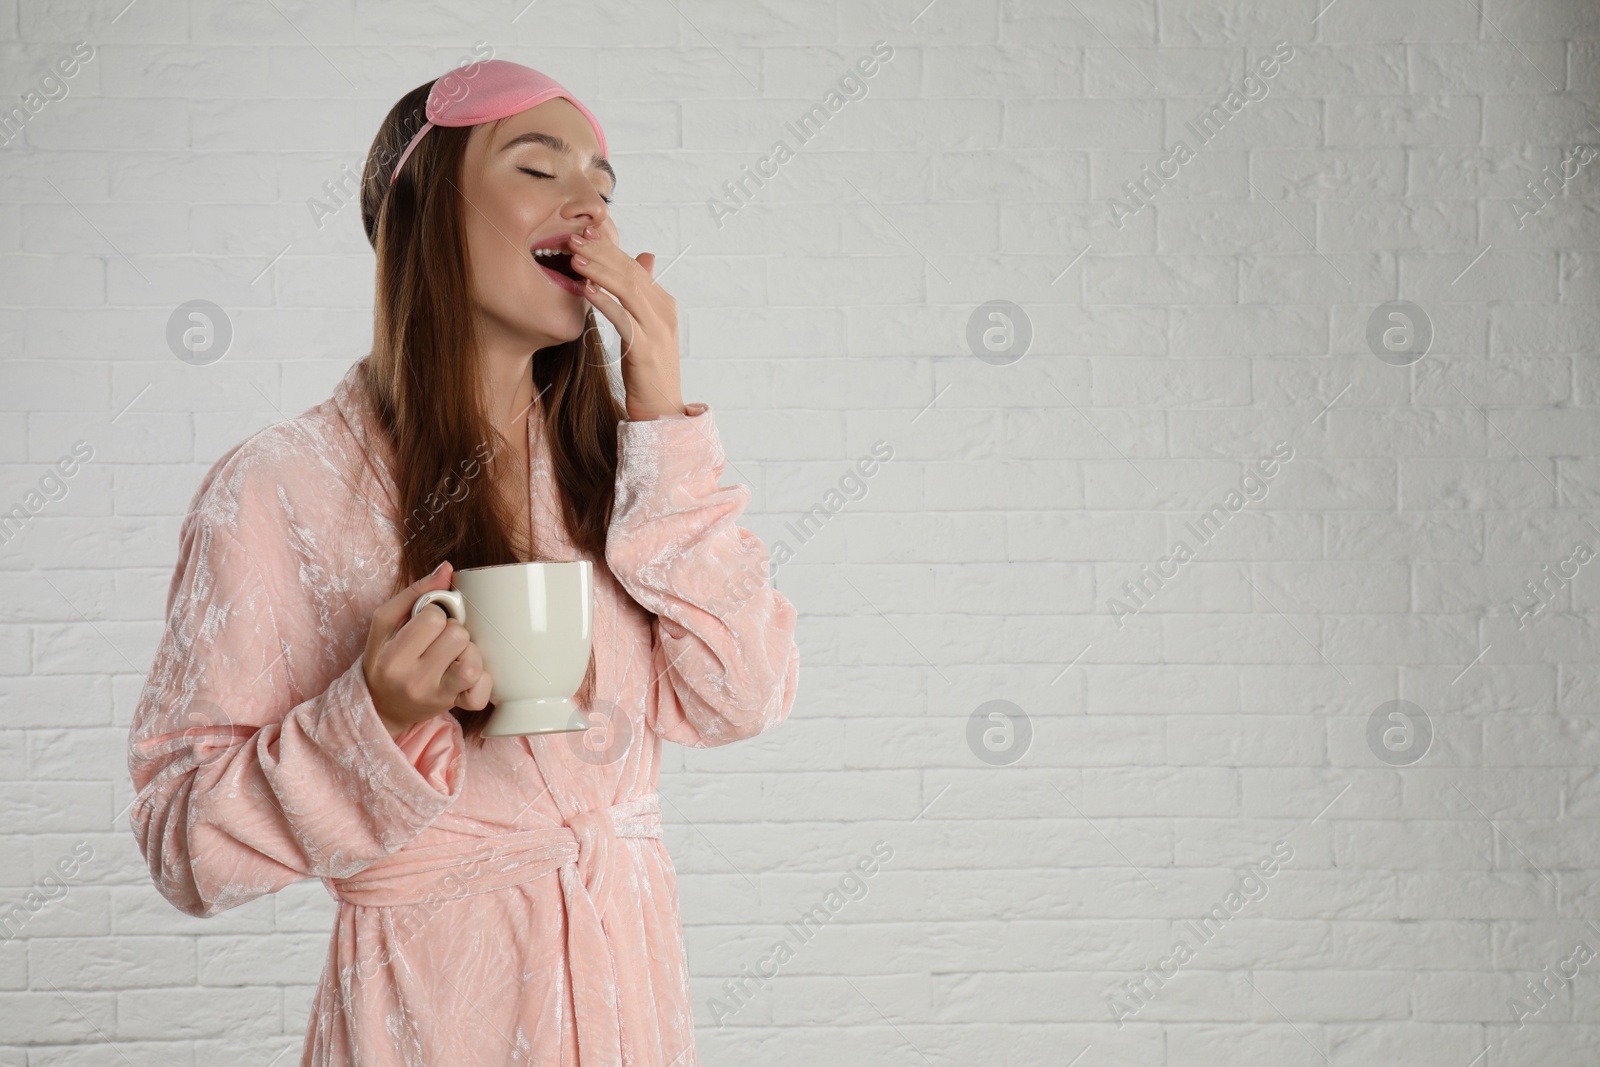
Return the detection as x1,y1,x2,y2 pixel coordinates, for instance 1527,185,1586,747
483,698,589,736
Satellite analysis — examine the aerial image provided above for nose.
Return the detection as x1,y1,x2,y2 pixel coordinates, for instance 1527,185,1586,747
564,181,610,228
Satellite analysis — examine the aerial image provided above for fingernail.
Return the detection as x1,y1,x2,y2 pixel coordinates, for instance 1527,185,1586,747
431,561,446,575
573,254,587,265
570,233,585,246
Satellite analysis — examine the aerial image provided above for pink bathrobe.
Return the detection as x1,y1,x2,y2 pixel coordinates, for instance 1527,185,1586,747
127,358,800,1066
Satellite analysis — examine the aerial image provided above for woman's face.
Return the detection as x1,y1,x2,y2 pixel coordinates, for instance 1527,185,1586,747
458,99,616,355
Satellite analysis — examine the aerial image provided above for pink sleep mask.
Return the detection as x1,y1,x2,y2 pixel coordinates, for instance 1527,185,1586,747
389,59,607,184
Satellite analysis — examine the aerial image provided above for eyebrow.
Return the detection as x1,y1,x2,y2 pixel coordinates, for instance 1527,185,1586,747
500,131,616,187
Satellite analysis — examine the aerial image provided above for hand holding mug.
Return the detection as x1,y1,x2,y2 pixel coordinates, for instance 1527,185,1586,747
406,559,595,736
362,561,493,739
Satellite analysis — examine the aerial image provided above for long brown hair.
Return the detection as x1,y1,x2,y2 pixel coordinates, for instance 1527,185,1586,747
356,75,625,744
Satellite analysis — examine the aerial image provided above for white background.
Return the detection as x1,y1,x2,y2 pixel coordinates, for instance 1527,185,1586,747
2,0,1599,1064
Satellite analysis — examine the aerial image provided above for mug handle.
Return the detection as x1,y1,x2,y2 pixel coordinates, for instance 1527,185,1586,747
412,589,466,625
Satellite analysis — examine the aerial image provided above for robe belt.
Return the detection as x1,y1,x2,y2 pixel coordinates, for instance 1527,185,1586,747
326,791,663,1067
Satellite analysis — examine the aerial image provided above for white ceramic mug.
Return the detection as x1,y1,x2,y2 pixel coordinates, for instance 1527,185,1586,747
410,559,594,736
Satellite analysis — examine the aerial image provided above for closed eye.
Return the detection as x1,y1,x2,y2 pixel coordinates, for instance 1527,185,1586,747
518,166,614,205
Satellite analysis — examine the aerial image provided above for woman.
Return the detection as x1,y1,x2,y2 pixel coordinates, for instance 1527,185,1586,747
126,59,799,1067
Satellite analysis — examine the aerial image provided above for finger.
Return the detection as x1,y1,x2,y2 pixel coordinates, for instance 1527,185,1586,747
440,644,485,704
582,280,639,350
575,263,653,346
375,562,453,639
458,669,494,712
383,605,459,681
581,225,664,298
570,245,649,304
583,219,619,249
570,229,656,293
413,618,473,687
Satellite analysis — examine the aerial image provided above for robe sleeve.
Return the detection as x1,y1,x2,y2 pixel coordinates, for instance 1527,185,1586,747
606,402,800,748
127,472,466,919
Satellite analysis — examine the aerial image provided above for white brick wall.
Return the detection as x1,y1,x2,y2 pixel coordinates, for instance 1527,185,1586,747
1,0,1597,1063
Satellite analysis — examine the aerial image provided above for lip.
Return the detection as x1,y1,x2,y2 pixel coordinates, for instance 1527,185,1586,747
530,233,586,295
536,260,586,296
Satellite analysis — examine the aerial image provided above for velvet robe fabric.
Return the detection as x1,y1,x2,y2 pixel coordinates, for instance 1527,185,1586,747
127,358,800,1066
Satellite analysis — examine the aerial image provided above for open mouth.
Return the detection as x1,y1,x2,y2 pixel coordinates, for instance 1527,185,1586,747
532,247,582,281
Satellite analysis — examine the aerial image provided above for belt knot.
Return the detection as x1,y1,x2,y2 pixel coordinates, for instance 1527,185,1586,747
323,791,663,1067
326,791,662,909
